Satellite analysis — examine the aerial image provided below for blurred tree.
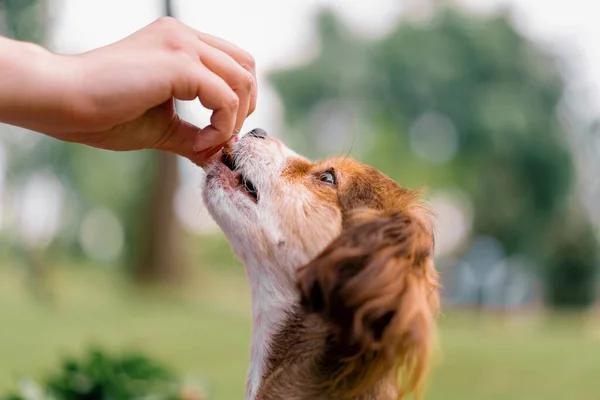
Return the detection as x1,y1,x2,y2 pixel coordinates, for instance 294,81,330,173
133,0,183,282
0,0,184,284
270,8,599,308
0,0,46,42
0,0,52,299
543,208,598,308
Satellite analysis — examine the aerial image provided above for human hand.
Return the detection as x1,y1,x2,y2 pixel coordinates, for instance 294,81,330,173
0,18,257,165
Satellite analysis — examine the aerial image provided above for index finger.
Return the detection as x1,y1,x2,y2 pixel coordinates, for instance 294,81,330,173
189,65,239,151
196,31,257,114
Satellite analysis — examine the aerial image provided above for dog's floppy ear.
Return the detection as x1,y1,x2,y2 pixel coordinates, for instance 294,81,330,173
298,207,439,398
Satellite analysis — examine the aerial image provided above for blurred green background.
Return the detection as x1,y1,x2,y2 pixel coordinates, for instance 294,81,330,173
1,0,599,399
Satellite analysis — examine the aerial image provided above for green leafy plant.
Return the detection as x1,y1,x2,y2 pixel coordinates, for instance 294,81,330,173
2,349,204,400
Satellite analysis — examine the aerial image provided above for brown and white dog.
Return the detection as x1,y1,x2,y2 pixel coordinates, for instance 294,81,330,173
202,128,439,400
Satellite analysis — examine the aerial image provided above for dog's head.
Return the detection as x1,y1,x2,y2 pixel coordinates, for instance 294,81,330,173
203,128,342,273
203,128,439,398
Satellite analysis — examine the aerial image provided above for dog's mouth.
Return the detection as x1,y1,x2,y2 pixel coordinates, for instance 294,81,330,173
221,151,258,203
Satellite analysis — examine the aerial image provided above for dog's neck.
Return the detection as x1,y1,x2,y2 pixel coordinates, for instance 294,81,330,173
255,311,399,400
243,256,298,400
242,258,398,400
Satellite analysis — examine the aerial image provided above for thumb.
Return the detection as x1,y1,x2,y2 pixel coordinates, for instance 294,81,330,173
157,116,224,166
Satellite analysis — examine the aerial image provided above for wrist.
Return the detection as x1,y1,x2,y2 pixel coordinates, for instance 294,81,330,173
0,37,86,134
0,38,48,117
48,53,96,131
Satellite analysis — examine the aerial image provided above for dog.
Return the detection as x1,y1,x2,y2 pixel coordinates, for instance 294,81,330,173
202,128,439,400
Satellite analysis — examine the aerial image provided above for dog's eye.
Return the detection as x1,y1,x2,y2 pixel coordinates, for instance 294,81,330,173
319,170,337,186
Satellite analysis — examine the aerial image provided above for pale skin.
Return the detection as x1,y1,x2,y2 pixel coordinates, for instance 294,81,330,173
0,17,257,165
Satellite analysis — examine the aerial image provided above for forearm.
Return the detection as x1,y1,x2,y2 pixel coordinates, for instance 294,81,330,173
0,36,82,135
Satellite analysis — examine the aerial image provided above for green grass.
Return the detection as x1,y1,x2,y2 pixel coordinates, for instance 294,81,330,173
1,243,600,399
429,313,600,400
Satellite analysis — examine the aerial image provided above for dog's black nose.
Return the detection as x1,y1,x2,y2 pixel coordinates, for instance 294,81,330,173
247,128,267,139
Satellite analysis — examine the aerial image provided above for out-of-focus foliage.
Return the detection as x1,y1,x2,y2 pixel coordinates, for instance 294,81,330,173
270,8,599,308
545,217,598,307
0,0,45,42
5,138,154,264
0,0,182,282
1,348,200,400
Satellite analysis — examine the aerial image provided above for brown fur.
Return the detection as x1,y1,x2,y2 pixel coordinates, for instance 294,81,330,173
258,157,439,399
